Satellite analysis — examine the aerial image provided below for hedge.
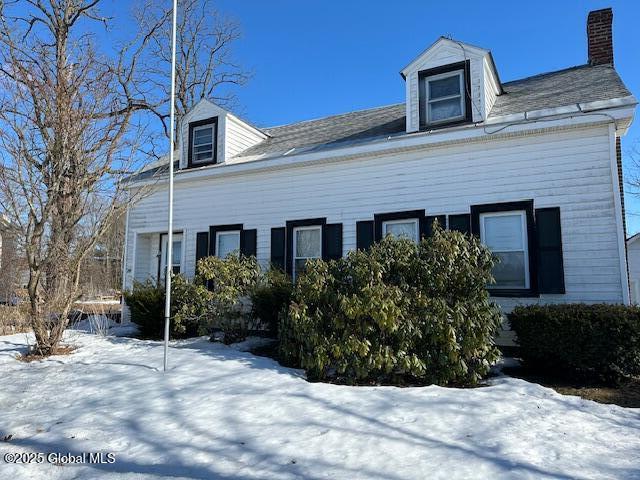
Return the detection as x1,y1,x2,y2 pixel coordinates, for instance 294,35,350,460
279,227,503,386
508,303,640,383
123,281,199,339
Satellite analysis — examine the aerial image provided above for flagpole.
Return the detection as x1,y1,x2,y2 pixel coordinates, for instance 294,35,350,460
164,0,178,373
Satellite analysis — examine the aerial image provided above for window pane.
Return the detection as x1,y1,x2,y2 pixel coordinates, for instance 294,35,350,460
217,233,240,258
195,144,212,154
172,240,182,265
429,98,463,122
483,215,524,250
492,251,526,288
429,75,461,99
295,228,321,257
385,221,417,241
194,127,213,145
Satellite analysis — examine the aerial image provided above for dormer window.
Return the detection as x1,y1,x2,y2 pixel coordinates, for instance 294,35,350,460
188,117,218,167
418,61,471,129
425,70,464,123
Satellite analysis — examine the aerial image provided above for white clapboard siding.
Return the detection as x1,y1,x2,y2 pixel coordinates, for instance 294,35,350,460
484,57,498,116
225,115,267,161
627,239,640,303
132,234,152,283
125,123,623,310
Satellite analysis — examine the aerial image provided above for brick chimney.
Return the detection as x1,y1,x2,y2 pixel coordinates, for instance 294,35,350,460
587,8,614,66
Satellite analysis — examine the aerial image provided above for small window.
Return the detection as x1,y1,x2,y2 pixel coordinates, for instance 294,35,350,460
480,211,529,289
188,118,218,166
192,124,214,164
293,226,322,281
216,231,240,259
159,233,183,283
421,70,465,125
382,219,419,242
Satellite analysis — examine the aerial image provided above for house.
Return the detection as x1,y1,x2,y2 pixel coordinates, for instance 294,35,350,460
627,233,640,304
123,8,636,333
0,214,18,304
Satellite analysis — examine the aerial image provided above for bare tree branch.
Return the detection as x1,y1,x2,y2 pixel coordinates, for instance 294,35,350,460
138,0,251,134
0,0,156,355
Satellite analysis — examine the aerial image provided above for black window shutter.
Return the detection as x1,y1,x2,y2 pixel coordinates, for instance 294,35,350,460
270,227,286,270
536,207,565,294
356,221,375,250
240,229,257,257
448,214,471,234
424,215,446,237
323,223,343,261
195,232,209,271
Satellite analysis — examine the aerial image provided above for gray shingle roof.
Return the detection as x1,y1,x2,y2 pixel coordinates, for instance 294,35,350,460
489,64,632,117
128,63,632,182
240,103,407,158
238,64,631,159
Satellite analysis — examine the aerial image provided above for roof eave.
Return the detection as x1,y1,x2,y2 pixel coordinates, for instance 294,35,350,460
127,101,635,189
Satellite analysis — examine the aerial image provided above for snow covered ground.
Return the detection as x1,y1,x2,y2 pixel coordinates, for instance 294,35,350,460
0,331,638,480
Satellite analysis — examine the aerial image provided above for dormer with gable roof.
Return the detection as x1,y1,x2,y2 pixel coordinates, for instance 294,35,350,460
401,37,502,133
179,98,268,169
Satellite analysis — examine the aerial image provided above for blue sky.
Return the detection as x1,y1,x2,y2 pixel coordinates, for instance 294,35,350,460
107,0,640,233
213,0,640,233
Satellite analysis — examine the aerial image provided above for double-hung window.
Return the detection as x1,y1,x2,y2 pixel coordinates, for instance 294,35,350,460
292,226,322,281
192,125,214,164
382,218,419,242
479,211,529,289
188,117,217,166
216,230,240,259
420,69,466,126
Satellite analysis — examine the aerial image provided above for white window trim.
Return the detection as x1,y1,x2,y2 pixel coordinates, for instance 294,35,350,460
216,230,241,258
423,69,465,126
191,123,215,165
479,210,530,290
292,225,322,281
382,218,420,243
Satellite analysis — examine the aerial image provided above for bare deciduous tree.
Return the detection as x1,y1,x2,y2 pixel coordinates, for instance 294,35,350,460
0,0,159,355
0,0,248,355
140,0,251,134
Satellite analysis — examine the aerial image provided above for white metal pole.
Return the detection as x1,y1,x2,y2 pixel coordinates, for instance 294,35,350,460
120,195,130,323
163,0,178,372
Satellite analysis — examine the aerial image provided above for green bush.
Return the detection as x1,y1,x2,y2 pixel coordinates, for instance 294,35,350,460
171,274,211,336
250,268,293,335
124,279,199,339
509,304,640,383
125,256,262,343
191,254,261,343
279,227,502,386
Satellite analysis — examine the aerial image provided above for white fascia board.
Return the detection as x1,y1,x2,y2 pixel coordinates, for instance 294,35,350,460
400,37,488,77
579,95,637,112
127,103,636,189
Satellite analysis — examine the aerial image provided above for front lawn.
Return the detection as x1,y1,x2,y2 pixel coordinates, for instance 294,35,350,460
0,331,638,479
